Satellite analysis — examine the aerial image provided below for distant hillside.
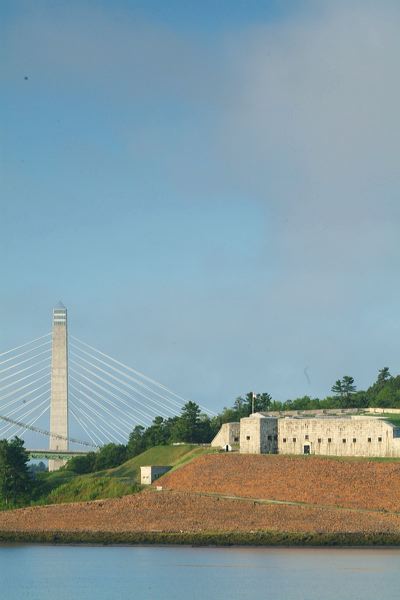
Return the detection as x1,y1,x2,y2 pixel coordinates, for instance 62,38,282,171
38,444,212,505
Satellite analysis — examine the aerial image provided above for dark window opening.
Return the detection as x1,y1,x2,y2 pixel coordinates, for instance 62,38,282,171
305,435,309,440
293,437,297,443
283,438,287,443
353,438,356,443
328,438,332,443
318,438,322,443
368,438,372,442
342,439,346,443
378,437,382,442
267,435,272,441
246,436,250,441
233,437,239,442
303,445,310,455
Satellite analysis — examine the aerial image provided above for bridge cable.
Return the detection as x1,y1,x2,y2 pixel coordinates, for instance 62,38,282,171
69,372,154,426
0,354,52,384
0,413,98,448
0,397,50,438
69,362,168,422
69,407,101,448
0,333,51,360
0,346,51,374
71,336,216,416
69,365,160,423
0,363,50,394
69,381,138,434
0,340,51,368
69,395,125,444
0,387,50,425
70,399,115,445
70,343,194,416
10,404,51,441
69,388,132,440
0,380,50,412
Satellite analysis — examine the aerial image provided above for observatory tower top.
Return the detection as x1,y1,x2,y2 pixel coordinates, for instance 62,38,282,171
53,302,67,326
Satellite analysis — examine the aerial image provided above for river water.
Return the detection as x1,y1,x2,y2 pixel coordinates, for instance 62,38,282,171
0,545,399,599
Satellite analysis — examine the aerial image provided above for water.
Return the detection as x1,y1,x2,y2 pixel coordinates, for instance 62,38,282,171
0,545,399,600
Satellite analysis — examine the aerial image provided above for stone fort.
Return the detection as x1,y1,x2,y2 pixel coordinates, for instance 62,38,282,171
212,412,400,458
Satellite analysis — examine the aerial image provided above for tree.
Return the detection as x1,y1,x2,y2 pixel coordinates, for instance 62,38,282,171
0,437,32,506
377,367,392,385
248,393,273,413
331,376,356,407
342,376,356,397
127,425,146,458
331,379,344,399
66,452,96,474
93,443,127,471
171,401,202,443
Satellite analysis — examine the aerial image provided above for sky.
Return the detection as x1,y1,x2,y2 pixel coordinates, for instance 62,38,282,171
1,0,400,416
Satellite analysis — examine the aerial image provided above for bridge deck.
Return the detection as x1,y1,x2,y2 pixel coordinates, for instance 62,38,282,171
28,449,89,460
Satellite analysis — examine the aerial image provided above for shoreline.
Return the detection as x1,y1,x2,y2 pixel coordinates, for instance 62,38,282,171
1,530,400,547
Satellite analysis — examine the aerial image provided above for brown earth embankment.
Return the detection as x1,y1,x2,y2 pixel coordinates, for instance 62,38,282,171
1,454,400,545
159,454,400,512
1,491,400,537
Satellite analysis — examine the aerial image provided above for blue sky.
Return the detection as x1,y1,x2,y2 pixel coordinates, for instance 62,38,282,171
1,0,400,414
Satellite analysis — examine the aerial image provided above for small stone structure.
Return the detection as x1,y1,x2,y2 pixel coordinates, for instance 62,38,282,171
211,422,240,450
212,412,400,458
240,415,278,454
140,465,171,485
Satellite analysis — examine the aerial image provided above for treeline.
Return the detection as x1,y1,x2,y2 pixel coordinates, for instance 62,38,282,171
67,400,215,474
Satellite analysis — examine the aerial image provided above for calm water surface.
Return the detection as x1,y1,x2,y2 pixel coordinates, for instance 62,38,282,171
0,545,399,599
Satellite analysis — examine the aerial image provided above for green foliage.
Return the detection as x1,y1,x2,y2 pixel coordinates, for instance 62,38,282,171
39,444,209,505
65,453,97,474
93,444,127,470
331,375,357,407
47,475,140,504
0,437,32,506
170,401,209,443
125,403,215,460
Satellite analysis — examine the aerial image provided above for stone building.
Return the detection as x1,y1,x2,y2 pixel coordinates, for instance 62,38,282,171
240,415,278,454
140,466,172,485
210,422,240,451
211,413,400,458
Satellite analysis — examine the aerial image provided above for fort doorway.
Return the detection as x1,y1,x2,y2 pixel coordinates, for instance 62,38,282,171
304,445,310,455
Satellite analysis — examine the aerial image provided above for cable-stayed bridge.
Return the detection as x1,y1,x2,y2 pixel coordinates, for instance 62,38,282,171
0,304,214,470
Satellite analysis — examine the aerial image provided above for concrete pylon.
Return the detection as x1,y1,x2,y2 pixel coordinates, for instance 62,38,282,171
48,303,69,472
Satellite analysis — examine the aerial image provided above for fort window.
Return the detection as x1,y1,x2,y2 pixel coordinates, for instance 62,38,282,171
233,437,239,442
328,438,332,443
246,436,250,441
353,438,356,443
368,438,372,442
305,435,309,440
268,435,272,441
318,438,322,443
283,438,287,443
293,437,297,443
342,439,346,443
378,437,382,442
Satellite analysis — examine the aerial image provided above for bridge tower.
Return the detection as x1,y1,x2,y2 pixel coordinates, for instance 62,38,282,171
49,303,69,471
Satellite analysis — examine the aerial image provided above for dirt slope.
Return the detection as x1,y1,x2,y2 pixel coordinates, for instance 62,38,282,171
158,453,400,511
1,454,400,537
0,491,400,535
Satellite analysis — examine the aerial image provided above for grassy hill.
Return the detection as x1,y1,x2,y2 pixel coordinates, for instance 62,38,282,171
35,444,213,505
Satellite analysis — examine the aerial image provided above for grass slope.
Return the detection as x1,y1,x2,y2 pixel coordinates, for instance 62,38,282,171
36,444,211,505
